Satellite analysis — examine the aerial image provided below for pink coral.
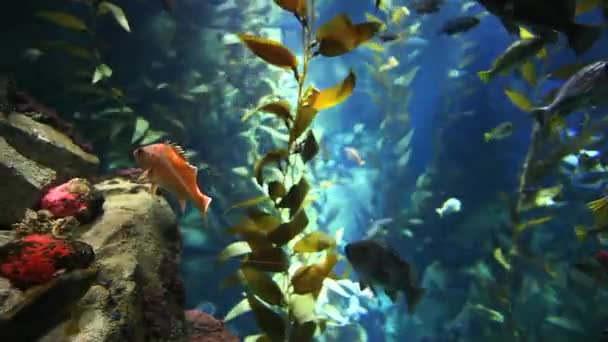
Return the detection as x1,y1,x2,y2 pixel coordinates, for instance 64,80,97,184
40,178,103,223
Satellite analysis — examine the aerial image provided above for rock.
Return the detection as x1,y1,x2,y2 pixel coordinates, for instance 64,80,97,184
0,112,99,179
0,137,56,227
185,310,240,342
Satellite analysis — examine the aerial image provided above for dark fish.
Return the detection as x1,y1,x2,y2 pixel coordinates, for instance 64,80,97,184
439,16,481,35
533,60,608,127
411,0,444,14
477,0,602,55
345,239,425,313
0,268,98,342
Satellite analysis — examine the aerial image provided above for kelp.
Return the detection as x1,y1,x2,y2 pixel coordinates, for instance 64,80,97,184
220,1,375,340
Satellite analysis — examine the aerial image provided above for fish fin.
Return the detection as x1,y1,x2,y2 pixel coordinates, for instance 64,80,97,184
519,26,535,39
405,287,425,314
178,197,187,212
196,193,212,218
150,183,159,195
165,141,188,161
566,23,602,56
386,288,399,302
499,18,519,35
138,168,152,182
574,225,588,242
477,70,491,84
359,280,367,291
435,208,443,217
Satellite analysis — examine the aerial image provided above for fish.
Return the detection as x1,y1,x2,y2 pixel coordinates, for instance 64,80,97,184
532,60,608,129
344,147,366,166
0,234,95,289
436,197,462,217
161,0,176,12
478,32,548,83
439,16,481,35
133,142,212,217
484,122,514,142
477,0,602,55
410,0,444,14
344,239,425,313
21,48,44,62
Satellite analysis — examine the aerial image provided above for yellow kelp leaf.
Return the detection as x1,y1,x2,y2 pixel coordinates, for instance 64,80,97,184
273,0,307,17
364,12,386,29
243,335,269,342
519,26,535,40
226,195,270,213
35,11,87,31
493,248,511,271
289,293,316,323
294,232,336,253
291,106,318,144
267,211,309,246
98,2,130,32
291,254,338,295
242,100,293,127
316,14,381,57
244,247,289,272
300,131,319,163
588,196,608,212
238,34,298,74
289,322,317,341
247,294,286,341
267,181,286,201
515,216,553,234
227,209,281,236
391,6,410,25
521,61,537,87
224,297,251,322
218,241,252,263
576,0,603,15
254,149,288,186
241,265,285,305
312,70,356,111
504,88,533,112
278,178,310,217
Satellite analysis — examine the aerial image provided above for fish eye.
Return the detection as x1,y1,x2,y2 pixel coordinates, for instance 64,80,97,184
134,148,143,155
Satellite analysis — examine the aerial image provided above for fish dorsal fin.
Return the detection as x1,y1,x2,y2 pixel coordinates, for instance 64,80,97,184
165,141,188,161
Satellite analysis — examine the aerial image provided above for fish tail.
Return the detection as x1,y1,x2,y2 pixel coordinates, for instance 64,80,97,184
565,23,602,56
406,286,426,314
574,225,588,242
477,70,491,84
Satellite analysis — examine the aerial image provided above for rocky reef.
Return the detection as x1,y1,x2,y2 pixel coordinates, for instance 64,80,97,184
0,102,237,341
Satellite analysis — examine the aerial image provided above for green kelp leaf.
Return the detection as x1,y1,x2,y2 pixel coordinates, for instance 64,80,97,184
289,321,317,342
224,297,251,322
98,2,130,32
140,129,167,145
493,247,511,271
244,247,289,272
300,131,319,163
267,211,309,246
228,209,282,236
35,11,87,31
244,335,271,342
268,181,286,201
278,178,310,217
218,241,252,263
92,64,112,84
247,294,286,342
130,117,149,143
243,100,293,128
545,316,584,333
226,195,271,213
294,232,336,253
290,106,318,144
241,265,285,306
254,150,289,186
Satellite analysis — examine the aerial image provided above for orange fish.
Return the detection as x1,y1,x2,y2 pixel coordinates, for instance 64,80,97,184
133,142,211,217
344,147,366,166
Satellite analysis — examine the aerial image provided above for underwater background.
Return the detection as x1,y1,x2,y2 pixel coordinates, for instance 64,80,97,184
1,0,608,341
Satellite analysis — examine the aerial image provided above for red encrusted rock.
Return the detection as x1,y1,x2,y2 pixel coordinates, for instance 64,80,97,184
185,310,239,342
40,178,104,223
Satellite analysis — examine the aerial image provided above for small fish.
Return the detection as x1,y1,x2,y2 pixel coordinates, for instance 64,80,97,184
410,0,444,14
379,56,399,72
408,218,424,225
365,217,394,239
439,16,480,35
344,147,365,166
21,48,44,62
478,0,602,55
484,122,514,143
436,197,462,217
0,234,95,289
133,142,212,217
532,60,608,129
345,239,425,313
